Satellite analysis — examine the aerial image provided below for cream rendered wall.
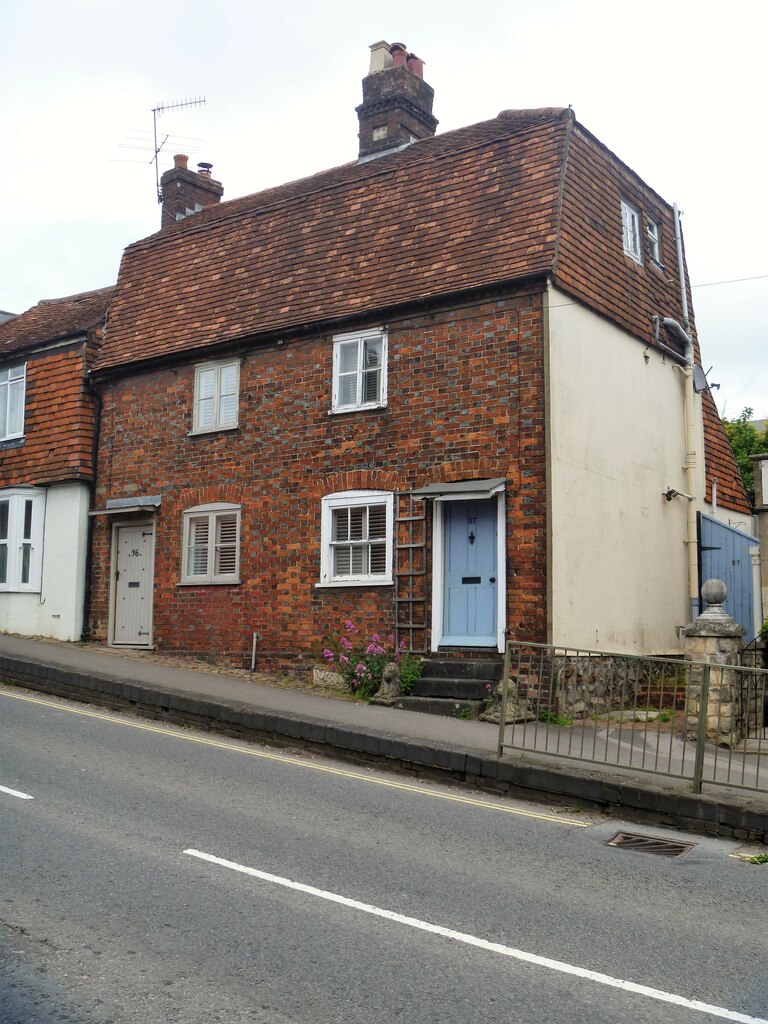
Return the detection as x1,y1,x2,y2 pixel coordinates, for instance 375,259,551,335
0,482,90,641
547,286,702,654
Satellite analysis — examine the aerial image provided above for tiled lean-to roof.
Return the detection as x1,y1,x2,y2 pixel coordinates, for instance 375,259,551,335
0,286,114,358
701,390,751,514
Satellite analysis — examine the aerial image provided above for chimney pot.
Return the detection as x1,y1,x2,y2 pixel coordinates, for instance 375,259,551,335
197,161,213,178
390,42,408,67
173,154,189,169
406,53,424,78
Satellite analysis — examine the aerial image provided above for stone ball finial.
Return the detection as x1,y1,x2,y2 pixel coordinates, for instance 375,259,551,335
701,578,728,607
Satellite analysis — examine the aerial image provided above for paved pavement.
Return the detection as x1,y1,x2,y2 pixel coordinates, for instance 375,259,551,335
2,633,767,843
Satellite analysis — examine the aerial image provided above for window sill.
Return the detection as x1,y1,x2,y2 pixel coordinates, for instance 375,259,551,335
315,578,393,588
177,579,242,587
187,425,240,438
0,435,25,452
623,251,643,266
328,403,387,416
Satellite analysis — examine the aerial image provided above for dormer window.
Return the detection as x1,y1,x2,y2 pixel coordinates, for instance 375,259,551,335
621,199,642,264
0,363,26,441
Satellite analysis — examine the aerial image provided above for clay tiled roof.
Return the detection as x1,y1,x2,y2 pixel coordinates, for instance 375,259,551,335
96,110,569,371
701,390,751,514
0,288,113,487
0,286,114,357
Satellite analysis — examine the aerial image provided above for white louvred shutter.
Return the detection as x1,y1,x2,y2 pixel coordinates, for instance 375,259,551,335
187,516,210,576
215,514,238,576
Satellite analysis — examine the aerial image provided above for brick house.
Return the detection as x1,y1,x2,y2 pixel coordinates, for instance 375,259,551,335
86,41,753,667
0,287,113,640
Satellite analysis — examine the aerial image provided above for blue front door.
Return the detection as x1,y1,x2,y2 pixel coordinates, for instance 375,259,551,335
442,498,497,646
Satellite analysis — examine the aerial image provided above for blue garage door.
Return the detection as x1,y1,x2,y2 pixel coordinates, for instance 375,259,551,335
698,513,758,638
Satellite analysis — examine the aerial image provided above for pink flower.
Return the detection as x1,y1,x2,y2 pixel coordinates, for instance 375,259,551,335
340,636,353,651
355,662,367,676
371,633,380,643
399,639,407,649
339,654,349,666
322,648,335,662
387,634,395,645
344,620,357,633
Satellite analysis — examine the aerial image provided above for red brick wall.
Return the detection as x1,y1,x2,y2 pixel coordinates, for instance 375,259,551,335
0,341,97,487
89,287,547,668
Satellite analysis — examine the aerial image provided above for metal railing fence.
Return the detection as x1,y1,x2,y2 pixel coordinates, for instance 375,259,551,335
496,641,768,794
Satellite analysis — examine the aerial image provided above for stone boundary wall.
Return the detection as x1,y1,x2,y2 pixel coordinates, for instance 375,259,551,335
2,653,766,844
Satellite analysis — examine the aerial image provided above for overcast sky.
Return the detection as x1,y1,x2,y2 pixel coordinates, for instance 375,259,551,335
1,0,765,418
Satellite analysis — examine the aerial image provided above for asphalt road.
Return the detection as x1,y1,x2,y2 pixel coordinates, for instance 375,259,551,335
1,682,767,1024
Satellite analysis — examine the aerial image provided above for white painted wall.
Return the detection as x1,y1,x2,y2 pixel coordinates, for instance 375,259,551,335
0,482,90,641
547,286,702,654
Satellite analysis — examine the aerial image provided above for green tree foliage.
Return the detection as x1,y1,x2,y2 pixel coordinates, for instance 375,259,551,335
721,407,768,506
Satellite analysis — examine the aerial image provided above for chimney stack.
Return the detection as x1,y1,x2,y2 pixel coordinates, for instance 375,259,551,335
356,40,438,161
159,154,224,228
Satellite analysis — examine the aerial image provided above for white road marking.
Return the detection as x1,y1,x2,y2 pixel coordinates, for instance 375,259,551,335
0,784,33,800
0,686,587,827
185,848,768,1024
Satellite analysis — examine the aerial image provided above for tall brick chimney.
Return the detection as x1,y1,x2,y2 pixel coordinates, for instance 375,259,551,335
159,154,224,228
356,41,438,161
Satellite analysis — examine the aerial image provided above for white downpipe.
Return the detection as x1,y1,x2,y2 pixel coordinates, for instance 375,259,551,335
673,202,699,623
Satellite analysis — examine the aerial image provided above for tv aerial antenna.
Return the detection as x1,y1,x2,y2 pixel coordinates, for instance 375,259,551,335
152,96,206,204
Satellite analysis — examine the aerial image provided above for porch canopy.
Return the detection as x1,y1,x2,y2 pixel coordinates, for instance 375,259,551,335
89,495,162,516
410,478,505,501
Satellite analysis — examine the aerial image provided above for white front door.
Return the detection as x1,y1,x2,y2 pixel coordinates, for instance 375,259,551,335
113,523,154,646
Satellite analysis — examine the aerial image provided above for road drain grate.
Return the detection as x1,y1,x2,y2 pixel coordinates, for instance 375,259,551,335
607,831,695,858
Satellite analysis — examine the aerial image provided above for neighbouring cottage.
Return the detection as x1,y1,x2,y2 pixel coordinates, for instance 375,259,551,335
0,287,114,640
84,40,756,669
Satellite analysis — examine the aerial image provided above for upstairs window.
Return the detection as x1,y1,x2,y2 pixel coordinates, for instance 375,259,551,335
621,199,642,263
319,491,393,586
332,329,387,412
0,363,26,440
181,503,241,584
647,217,661,264
0,489,45,592
193,360,239,433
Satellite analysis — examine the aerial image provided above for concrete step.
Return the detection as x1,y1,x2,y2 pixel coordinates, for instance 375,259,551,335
409,677,492,700
394,696,485,719
420,658,502,682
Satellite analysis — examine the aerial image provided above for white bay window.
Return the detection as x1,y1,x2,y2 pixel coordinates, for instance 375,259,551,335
0,489,45,591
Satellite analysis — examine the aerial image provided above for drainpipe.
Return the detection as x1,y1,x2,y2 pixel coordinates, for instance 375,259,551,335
663,202,699,623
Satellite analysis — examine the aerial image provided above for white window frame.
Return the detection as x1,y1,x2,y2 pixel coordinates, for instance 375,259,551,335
318,490,393,586
192,359,240,434
621,199,642,264
331,329,387,413
0,362,26,441
0,488,46,592
180,502,241,585
647,216,661,264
